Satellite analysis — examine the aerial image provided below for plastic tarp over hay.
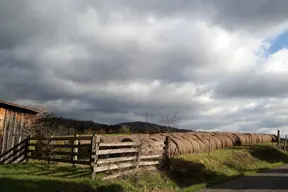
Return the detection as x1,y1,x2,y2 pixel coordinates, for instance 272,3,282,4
100,132,277,157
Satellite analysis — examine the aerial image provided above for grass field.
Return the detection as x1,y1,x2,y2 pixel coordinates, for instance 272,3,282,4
0,144,287,192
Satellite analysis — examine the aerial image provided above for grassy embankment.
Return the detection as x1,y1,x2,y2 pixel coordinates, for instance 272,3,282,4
0,144,287,192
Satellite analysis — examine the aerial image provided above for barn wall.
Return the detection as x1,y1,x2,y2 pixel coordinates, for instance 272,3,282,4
0,107,36,154
0,108,6,153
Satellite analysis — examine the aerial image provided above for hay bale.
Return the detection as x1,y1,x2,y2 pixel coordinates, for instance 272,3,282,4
210,134,225,148
177,134,195,154
255,135,262,144
210,135,222,149
218,133,233,147
191,135,206,153
174,133,194,154
169,136,183,156
181,133,203,153
194,134,210,152
225,133,238,145
238,134,248,145
247,133,257,145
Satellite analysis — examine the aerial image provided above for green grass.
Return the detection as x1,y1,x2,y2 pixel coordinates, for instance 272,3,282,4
0,145,287,192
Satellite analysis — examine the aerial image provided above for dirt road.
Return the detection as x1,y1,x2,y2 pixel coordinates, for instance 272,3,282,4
200,164,288,192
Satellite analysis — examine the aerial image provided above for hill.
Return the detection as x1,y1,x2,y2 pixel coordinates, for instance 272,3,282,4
115,121,192,134
49,117,192,135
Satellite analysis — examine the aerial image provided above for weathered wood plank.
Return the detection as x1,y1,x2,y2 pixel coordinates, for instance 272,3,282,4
16,113,25,159
28,144,73,148
90,135,95,166
31,136,92,141
139,161,160,166
96,148,138,155
97,156,137,164
6,112,14,152
2,111,11,153
92,135,101,179
0,109,8,154
11,112,17,152
99,142,139,147
94,162,135,172
92,154,162,165
140,154,162,159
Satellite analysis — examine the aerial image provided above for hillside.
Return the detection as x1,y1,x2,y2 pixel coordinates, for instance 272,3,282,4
49,117,192,135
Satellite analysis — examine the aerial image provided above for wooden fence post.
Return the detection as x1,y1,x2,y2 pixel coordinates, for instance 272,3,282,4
277,130,280,148
25,135,30,163
90,134,95,166
208,136,211,155
72,134,79,167
47,135,53,164
135,143,141,169
92,135,100,179
164,136,170,170
284,135,287,149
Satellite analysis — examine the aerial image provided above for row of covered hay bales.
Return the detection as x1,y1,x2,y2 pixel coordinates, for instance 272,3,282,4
100,132,277,157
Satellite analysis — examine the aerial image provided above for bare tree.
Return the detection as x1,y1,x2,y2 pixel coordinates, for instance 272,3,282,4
158,102,181,135
21,107,56,138
20,107,57,162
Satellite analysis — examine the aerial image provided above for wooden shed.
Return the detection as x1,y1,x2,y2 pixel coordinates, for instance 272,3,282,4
0,100,39,154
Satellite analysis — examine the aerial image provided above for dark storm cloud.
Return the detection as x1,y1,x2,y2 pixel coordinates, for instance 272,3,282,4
86,0,288,32
0,0,287,132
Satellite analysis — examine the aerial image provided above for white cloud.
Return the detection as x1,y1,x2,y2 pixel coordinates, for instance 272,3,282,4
0,0,288,135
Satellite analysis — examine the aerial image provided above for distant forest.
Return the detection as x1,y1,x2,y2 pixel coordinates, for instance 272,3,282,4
48,117,192,135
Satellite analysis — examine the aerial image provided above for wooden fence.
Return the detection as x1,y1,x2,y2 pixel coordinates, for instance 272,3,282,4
90,135,167,178
0,134,169,178
27,135,93,165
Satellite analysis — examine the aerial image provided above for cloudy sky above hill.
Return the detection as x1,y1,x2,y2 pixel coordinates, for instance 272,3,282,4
1,0,288,134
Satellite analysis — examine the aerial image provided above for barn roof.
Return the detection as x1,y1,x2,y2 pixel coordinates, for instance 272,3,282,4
0,100,39,114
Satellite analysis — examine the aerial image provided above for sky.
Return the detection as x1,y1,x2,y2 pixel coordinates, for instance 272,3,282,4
0,0,288,135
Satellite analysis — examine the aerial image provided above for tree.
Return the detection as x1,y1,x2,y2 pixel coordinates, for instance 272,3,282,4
21,108,57,137
20,108,57,161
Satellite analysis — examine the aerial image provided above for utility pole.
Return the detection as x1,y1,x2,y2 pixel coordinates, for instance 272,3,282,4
145,112,148,134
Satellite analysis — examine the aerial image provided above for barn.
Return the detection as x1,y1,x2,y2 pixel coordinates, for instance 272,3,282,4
0,100,39,154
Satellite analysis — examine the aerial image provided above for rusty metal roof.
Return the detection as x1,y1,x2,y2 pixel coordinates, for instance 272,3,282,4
0,100,40,114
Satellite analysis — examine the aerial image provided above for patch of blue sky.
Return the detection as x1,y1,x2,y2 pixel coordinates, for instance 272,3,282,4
267,30,288,54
